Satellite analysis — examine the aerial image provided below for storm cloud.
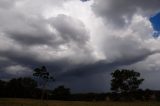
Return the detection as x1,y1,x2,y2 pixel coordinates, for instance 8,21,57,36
0,0,160,92
92,0,160,27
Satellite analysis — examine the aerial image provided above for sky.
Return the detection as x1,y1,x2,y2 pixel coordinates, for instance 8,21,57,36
150,12,160,38
0,0,160,93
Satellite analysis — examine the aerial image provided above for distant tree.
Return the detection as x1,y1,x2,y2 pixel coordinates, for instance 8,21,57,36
6,77,37,98
52,85,70,100
33,66,54,100
144,89,154,100
110,69,144,100
0,80,7,97
19,77,38,98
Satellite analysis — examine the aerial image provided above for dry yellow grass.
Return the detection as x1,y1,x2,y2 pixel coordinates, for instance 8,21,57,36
0,98,160,106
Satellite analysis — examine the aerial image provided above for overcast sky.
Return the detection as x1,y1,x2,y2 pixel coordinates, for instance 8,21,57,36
0,0,160,93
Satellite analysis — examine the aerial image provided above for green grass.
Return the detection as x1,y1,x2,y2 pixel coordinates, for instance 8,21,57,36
0,98,160,106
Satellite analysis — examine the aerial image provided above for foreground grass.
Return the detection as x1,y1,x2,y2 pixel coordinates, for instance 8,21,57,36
0,98,160,106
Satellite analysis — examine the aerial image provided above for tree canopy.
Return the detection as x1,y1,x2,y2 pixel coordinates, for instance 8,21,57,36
111,69,144,93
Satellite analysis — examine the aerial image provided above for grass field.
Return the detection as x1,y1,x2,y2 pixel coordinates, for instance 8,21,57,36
0,98,160,106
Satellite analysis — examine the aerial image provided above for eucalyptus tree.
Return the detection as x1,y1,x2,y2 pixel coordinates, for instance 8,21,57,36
33,66,54,100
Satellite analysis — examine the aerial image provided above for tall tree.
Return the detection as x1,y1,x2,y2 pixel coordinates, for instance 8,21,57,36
111,69,144,94
33,66,54,100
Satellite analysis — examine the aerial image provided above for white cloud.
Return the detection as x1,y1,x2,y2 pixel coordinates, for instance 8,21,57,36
5,65,32,76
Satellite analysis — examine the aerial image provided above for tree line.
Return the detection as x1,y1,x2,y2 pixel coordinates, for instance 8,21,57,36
0,66,160,101
0,77,71,99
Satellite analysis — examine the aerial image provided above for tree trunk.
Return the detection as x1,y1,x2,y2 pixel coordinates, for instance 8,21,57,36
41,81,48,100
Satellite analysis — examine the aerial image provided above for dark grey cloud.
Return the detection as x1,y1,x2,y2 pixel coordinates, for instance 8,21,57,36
0,0,16,9
50,14,89,45
59,50,158,78
4,17,52,46
92,0,160,27
55,72,110,93
80,0,90,2
0,7,94,82
3,13,90,49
